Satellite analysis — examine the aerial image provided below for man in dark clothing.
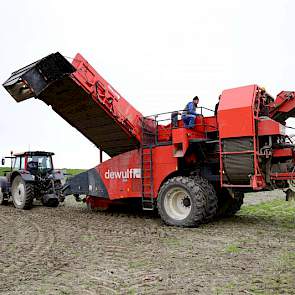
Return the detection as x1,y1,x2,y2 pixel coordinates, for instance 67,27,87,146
182,96,199,128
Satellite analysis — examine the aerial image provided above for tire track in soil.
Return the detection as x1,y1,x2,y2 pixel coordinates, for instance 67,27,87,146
71,213,166,294
34,206,168,294
73,207,225,294
2,195,294,294
0,213,39,261
0,206,248,294
64,207,182,238
0,209,57,292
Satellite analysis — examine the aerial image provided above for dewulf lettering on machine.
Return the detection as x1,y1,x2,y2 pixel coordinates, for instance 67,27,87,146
3,52,295,227
104,169,141,180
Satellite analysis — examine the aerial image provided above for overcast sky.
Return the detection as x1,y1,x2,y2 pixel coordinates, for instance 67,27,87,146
0,0,294,168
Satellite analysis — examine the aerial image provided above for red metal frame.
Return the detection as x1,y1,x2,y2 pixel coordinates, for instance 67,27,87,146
270,172,295,180
71,53,143,143
272,148,293,158
270,91,295,121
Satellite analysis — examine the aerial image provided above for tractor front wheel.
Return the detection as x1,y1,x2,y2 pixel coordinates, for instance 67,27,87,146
11,176,34,210
157,176,217,227
0,187,8,205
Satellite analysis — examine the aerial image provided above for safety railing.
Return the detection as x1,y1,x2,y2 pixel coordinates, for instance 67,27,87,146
141,107,216,147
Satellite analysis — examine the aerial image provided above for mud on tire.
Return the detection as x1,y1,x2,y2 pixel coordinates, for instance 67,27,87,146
11,176,34,210
157,176,217,227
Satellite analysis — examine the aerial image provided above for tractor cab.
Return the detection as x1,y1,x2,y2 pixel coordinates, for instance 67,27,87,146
12,151,54,175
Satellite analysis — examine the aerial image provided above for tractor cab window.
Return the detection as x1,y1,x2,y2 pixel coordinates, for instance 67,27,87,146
27,155,53,171
20,157,26,170
13,157,21,170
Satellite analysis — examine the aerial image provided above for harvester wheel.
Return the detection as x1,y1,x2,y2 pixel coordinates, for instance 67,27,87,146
216,188,244,217
157,176,216,227
191,176,218,222
11,176,34,210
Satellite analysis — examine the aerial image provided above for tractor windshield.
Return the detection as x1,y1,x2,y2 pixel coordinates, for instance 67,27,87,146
27,155,53,171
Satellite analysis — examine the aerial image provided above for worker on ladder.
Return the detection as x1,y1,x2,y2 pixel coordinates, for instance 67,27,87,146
182,96,200,128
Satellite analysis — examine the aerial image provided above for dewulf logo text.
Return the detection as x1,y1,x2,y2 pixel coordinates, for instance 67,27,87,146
104,168,141,179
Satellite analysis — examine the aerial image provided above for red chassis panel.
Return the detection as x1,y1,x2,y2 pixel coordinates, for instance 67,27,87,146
218,85,257,138
95,146,177,200
272,148,293,158
258,117,285,136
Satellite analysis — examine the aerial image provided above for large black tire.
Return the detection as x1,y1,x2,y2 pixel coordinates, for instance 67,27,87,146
286,189,295,201
216,188,244,217
0,188,8,205
0,177,8,205
191,176,218,222
11,176,34,210
157,176,217,227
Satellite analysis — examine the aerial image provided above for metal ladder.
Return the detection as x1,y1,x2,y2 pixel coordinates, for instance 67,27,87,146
141,146,154,210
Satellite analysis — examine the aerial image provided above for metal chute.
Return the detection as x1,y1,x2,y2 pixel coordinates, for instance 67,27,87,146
3,52,75,102
3,52,141,157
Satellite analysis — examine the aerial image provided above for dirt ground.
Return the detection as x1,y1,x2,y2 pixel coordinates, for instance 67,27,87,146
0,192,294,295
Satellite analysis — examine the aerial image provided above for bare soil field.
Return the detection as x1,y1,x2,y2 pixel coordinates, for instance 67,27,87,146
0,192,294,294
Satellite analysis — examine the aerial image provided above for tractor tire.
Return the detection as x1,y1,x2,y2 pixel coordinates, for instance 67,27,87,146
0,187,8,205
11,176,34,210
157,176,217,227
216,188,244,218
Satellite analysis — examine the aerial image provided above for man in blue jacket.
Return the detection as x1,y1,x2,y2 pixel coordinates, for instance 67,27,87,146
182,96,200,128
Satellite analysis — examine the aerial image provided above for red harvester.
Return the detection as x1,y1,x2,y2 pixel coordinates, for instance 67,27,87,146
3,52,295,226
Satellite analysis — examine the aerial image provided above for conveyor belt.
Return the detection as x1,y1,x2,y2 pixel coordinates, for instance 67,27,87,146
3,52,141,157
222,137,254,184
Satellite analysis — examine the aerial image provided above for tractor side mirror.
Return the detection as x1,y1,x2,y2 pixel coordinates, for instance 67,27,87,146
1,158,5,166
